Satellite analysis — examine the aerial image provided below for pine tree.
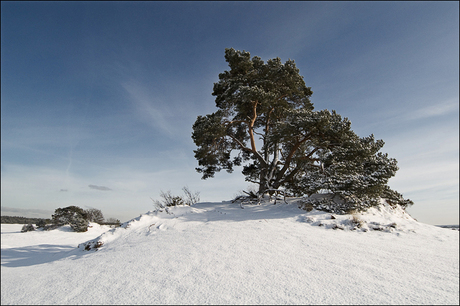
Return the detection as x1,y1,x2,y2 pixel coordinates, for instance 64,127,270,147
192,48,412,210
193,48,313,195
51,206,89,232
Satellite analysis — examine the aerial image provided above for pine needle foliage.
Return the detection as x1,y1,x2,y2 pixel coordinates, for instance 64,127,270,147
192,48,412,211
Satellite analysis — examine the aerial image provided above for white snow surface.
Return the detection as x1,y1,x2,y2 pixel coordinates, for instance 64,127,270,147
2,199,459,305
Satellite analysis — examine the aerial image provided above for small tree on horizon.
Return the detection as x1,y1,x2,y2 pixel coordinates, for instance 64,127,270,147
192,48,412,210
51,206,89,232
85,208,104,224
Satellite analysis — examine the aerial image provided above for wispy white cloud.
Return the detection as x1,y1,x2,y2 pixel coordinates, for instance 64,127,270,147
389,159,459,195
382,123,459,224
409,99,459,120
121,81,175,136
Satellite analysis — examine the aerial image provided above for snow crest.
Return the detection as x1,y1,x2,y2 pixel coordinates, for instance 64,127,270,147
2,201,458,305
80,200,420,251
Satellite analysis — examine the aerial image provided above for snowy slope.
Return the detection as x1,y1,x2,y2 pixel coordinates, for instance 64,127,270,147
1,200,459,305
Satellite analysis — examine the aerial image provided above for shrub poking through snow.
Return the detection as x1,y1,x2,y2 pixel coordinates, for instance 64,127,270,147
34,219,57,230
104,218,121,227
21,223,35,232
351,215,364,228
35,219,47,228
182,186,200,206
152,187,200,208
160,190,184,207
298,201,314,212
83,240,103,251
78,238,104,251
40,223,60,231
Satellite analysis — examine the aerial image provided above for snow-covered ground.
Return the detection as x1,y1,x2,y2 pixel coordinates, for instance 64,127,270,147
1,199,459,305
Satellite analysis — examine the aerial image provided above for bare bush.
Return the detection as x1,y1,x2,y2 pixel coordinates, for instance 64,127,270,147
182,186,200,206
85,208,104,224
160,190,185,206
105,217,120,225
153,187,201,208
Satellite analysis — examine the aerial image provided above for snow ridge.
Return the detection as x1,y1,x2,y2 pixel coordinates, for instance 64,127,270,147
79,200,419,251
2,200,458,305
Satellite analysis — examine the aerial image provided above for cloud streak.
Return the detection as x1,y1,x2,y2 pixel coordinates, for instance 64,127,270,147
409,99,459,120
88,185,112,191
122,81,175,136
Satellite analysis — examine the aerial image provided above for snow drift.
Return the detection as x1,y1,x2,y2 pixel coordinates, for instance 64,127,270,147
2,199,459,305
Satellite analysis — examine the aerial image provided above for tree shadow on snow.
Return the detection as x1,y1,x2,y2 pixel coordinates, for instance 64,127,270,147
1,244,86,268
177,201,307,223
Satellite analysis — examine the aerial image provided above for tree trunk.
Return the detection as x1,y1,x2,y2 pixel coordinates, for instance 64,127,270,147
258,142,280,196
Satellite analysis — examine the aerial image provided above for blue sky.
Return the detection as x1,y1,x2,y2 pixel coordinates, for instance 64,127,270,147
1,2,458,224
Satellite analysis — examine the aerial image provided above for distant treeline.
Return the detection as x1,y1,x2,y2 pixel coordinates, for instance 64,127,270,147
436,225,460,231
1,215,121,226
1,216,51,224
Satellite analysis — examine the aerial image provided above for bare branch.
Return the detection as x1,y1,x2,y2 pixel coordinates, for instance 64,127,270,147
274,135,311,184
228,135,252,152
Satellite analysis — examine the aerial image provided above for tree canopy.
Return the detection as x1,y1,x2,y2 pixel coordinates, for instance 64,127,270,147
192,48,412,211
51,206,89,232
85,208,105,224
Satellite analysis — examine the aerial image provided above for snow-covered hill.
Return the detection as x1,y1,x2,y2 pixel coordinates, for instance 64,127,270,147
1,200,459,305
